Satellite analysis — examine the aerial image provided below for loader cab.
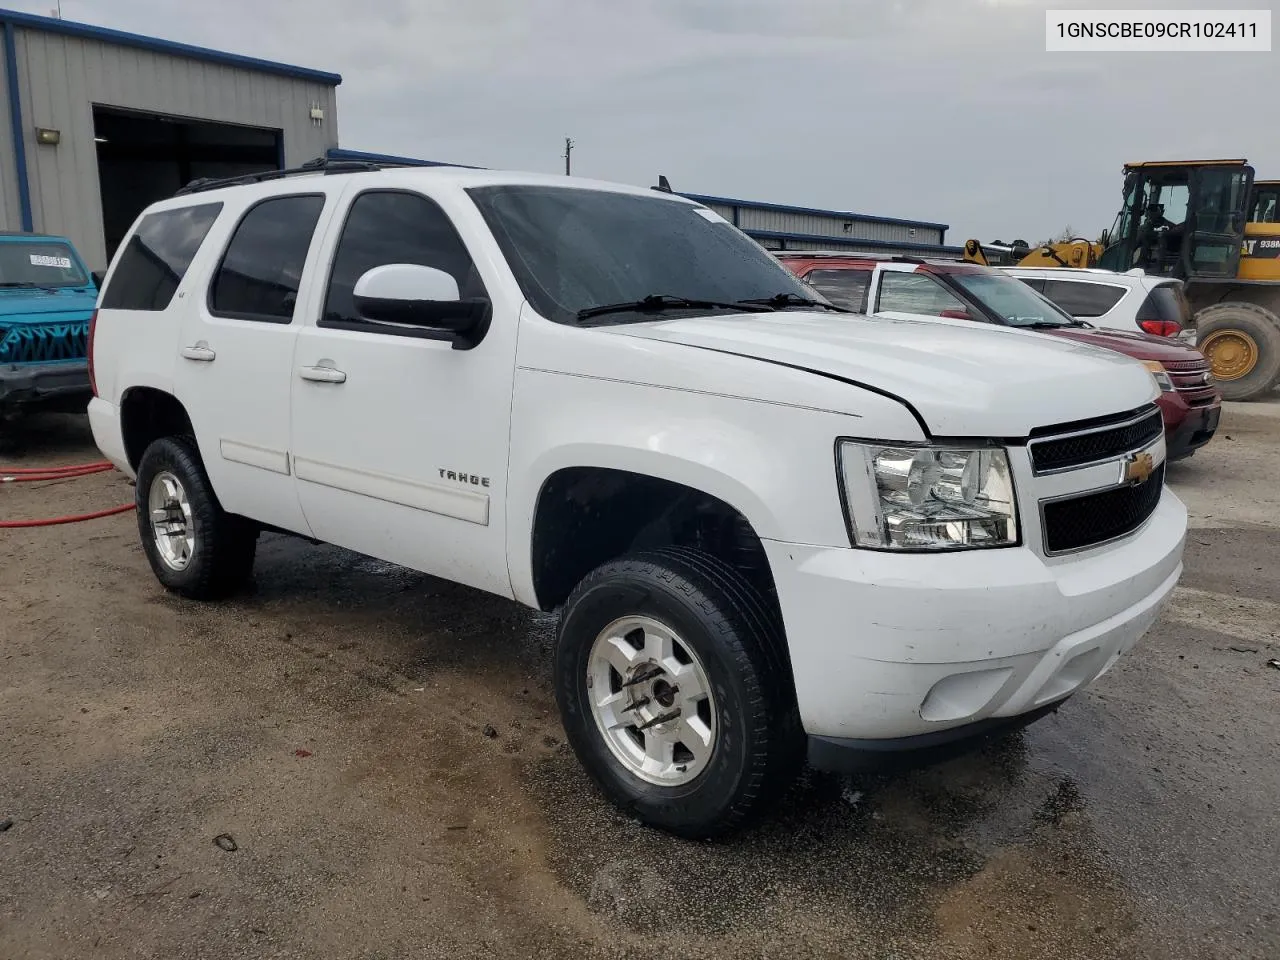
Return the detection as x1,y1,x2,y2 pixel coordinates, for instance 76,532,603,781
1099,160,1254,281
1250,181,1280,223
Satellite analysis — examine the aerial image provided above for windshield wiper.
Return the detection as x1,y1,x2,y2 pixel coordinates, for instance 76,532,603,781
1016,318,1071,329
576,294,772,323
0,281,38,288
736,293,852,313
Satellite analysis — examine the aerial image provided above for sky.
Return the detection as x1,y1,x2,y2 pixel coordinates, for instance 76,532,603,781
13,0,1280,244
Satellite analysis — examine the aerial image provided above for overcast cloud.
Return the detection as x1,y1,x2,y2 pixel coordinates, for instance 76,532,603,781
17,0,1280,242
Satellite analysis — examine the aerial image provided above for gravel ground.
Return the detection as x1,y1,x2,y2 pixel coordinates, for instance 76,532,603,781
2,401,1278,960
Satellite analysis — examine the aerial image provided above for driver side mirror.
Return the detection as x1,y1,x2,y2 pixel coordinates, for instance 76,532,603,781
90,270,106,289
353,264,491,350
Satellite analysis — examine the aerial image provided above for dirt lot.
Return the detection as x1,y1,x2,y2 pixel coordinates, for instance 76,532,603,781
2,402,1278,960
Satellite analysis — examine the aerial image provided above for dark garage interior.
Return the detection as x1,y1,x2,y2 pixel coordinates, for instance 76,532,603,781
93,106,282,261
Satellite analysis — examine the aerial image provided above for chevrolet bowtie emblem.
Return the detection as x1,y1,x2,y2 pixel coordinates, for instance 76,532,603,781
1124,452,1155,484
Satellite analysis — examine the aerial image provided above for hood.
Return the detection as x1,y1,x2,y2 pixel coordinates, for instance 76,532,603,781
609,311,1158,437
0,287,97,320
1044,326,1204,363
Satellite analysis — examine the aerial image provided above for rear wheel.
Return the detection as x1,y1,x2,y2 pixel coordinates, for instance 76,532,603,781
135,436,257,600
554,547,801,839
1195,302,1280,401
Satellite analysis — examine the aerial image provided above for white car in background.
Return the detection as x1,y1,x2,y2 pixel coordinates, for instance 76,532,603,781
1003,266,1196,344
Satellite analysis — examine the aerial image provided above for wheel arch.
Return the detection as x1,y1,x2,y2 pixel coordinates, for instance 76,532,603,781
518,448,784,615
119,386,195,471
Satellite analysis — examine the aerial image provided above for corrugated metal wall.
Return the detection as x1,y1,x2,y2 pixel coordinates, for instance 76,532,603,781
758,236,963,257
737,207,943,246
2,28,339,268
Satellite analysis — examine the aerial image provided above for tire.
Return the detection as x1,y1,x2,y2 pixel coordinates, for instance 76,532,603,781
1195,302,1280,401
134,436,257,600
554,546,802,839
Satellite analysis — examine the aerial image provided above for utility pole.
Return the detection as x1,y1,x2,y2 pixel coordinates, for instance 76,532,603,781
564,137,574,176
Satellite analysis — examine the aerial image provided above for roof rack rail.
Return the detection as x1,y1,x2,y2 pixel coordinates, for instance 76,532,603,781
173,155,399,197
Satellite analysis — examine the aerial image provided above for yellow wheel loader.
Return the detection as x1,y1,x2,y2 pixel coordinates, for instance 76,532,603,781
966,160,1280,400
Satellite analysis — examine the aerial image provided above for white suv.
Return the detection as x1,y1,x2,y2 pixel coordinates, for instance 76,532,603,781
1003,266,1195,342
87,160,1187,837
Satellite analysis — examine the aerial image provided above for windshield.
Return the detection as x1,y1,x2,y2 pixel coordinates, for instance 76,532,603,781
950,271,1075,327
466,185,819,324
0,240,89,288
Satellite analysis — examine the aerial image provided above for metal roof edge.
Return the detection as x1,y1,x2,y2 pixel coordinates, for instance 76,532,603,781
0,7,342,85
679,191,950,232
744,228,964,255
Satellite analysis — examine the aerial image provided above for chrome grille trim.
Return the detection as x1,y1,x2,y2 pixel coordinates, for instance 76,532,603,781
1028,405,1164,476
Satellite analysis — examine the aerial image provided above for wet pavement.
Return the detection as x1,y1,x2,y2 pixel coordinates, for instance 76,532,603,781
1,407,1278,959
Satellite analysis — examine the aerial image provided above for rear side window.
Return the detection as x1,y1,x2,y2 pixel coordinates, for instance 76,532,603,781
1136,283,1191,324
209,195,326,323
322,190,483,328
805,269,872,312
876,272,966,316
100,203,222,311
1041,279,1126,318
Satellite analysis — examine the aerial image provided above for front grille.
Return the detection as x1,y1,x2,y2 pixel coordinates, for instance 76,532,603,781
1041,463,1165,554
0,320,89,365
1162,358,1217,404
1029,407,1164,474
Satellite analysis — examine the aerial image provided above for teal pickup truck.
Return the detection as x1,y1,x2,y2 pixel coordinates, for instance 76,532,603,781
0,232,99,420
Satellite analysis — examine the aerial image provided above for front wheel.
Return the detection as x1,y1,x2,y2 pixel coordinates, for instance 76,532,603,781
1195,302,1280,401
554,547,801,839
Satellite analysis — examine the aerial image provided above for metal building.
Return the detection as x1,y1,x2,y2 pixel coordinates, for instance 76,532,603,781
327,149,962,258
679,193,961,257
1,7,340,270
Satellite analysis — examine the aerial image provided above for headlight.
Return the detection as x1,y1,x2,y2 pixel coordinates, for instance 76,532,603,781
1141,359,1175,392
838,442,1019,550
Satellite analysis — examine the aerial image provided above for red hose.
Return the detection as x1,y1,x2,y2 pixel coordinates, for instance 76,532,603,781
1,459,134,528
3,464,115,482
1,503,135,528
1,459,113,475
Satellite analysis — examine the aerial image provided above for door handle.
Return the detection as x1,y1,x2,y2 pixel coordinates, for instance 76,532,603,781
180,343,216,362
298,365,347,384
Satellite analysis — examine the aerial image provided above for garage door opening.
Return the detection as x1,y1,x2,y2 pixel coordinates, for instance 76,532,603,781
93,106,282,262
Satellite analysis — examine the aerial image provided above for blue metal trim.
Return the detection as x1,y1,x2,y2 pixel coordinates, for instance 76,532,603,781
3,20,31,231
678,191,949,233
0,8,341,85
744,228,964,256
325,147,484,170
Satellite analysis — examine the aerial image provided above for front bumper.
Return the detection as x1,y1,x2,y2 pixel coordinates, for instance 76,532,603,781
0,361,91,411
764,491,1186,747
1164,400,1221,461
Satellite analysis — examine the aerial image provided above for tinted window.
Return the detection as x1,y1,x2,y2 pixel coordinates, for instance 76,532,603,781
876,272,966,316
209,195,325,322
1015,276,1046,293
100,203,222,311
323,191,483,326
467,186,813,325
1136,283,1191,324
805,269,872,311
1041,279,1126,318
0,240,88,288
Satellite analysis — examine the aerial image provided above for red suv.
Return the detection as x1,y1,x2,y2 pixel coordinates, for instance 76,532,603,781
777,253,1222,461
